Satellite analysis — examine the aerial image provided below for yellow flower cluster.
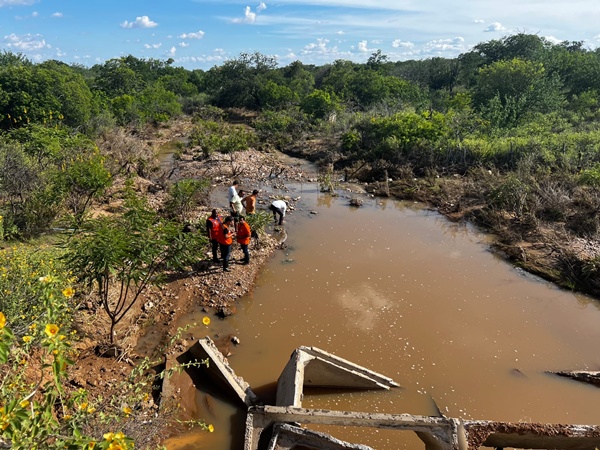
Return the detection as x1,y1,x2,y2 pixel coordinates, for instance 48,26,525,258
202,316,211,326
103,432,130,450
0,312,5,329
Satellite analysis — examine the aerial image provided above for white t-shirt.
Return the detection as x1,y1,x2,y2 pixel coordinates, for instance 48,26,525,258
271,200,287,216
228,185,239,204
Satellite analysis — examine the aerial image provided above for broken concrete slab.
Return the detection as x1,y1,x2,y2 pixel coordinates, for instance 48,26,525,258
276,346,399,407
268,423,374,450
550,370,600,388
246,405,456,450
177,339,600,450
187,336,258,407
464,420,600,449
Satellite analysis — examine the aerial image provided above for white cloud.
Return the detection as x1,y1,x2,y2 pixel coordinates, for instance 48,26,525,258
178,30,205,39
484,22,507,32
178,42,189,48
3,33,50,51
0,0,36,6
300,38,346,58
144,43,162,49
31,10,37,17
357,40,369,52
51,12,62,18
120,16,158,29
544,35,562,45
391,39,414,48
336,30,344,35
422,36,466,53
167,46,176,56
473,19,485,24
232,3,268,24
233,6,257,24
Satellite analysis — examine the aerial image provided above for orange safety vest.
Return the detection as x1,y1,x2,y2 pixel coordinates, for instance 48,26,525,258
217,224,233,245
208,215,222,240
236,221,251,245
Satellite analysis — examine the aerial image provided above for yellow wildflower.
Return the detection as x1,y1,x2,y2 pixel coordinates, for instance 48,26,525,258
45,323,59,338
79,402,88,411
122,406,132,416
202,316,211,326
63,415,72,421
87,442,96,449
103,432,114,441
208,424,215,433
19,400,29,408
22,336,32,343
87,406,96,414
0,312,5,329
62,287,74,298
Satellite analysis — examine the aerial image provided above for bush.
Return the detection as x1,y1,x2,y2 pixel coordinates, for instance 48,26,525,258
164,178,211,222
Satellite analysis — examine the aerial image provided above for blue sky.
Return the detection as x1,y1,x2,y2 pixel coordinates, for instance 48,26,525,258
1,0,599,70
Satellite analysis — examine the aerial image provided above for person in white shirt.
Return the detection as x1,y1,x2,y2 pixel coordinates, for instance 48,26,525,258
269,199,287,225
228,180,243,217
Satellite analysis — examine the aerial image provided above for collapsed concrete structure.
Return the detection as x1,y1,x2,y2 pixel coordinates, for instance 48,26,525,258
177,337,600,449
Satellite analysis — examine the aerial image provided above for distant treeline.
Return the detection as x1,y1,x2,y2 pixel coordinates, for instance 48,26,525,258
2,33,600,239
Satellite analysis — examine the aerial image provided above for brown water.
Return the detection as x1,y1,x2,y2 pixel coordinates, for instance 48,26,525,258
164,183,600,449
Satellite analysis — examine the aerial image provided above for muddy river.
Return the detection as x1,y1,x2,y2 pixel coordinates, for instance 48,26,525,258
164,182,600,449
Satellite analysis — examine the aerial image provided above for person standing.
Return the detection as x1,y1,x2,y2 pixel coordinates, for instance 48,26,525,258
205,209,223,263
236,215,252,265
228,181,243,217
217,216,234,272
269,199,287,225
242,189,259,215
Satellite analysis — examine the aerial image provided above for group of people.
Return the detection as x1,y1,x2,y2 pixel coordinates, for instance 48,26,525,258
206,209,250,272
205,180,289,272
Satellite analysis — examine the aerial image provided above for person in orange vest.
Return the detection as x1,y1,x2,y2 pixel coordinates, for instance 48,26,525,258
217,216,234,272
205,209,223,263
236,215,252,265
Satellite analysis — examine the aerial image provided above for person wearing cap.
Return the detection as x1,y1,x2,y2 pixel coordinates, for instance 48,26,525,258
269,199,287,225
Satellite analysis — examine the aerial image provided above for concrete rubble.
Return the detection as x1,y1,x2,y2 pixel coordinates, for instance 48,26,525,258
178,337,600,449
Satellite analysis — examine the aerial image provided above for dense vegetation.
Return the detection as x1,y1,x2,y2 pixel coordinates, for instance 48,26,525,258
1,33,600,447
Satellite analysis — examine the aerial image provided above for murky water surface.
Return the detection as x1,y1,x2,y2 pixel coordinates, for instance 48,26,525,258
164,183,600,449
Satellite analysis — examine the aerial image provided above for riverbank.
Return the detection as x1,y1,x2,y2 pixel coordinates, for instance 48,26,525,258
68,119,318,446
283,138,600,299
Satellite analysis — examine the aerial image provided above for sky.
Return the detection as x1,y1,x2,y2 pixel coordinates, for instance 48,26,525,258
1,0,599,71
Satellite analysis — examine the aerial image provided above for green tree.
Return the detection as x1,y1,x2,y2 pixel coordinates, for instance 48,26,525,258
473,58,565,127
204,52,278,109
300,89,339,119
64,186,206,345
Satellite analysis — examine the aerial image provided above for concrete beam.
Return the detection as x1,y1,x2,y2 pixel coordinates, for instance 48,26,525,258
187,336,258,407
245,405,456,450
267,423,374,450
276,346,399,407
